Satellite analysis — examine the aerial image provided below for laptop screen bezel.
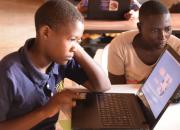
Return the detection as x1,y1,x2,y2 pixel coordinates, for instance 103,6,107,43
136,45,180,129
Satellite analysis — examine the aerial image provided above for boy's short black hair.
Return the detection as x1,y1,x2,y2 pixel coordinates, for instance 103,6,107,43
139,0,169,22
35,0,84,31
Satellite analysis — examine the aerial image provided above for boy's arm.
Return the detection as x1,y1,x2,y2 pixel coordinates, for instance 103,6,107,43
0,89,79,130
74,44,111,92
0,107,48,130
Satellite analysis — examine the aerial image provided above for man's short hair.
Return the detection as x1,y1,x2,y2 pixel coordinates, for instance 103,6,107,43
139,0,169,22
35,0,84,31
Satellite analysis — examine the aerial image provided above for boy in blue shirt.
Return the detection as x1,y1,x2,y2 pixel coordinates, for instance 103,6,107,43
0,0,111,130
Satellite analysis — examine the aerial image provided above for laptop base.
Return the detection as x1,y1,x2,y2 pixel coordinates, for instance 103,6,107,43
72,93,149,130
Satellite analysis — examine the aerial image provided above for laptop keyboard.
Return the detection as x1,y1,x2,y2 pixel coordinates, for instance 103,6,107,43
96,93,134,127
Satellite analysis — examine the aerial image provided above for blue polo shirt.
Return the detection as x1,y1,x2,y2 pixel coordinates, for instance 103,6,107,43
0,38,88,130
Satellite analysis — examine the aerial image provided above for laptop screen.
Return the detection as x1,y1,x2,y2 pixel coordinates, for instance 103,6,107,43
142,49,180,118
87,0,130,20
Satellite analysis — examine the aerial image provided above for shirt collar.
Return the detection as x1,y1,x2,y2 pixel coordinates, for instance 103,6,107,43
19,38,59,86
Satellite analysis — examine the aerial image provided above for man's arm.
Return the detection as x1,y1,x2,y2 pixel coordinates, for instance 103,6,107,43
74,44,111,92
107,34,127,85
0,107,48,130
0,89,80,130
108,72,126,84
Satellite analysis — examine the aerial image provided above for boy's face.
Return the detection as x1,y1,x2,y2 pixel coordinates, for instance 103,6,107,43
44,21,84,65
139,13,172,49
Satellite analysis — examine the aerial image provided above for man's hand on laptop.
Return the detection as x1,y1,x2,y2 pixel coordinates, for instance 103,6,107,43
43,89,84,118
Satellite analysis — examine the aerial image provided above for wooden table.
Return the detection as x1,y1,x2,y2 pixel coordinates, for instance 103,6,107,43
84,13,180,34
57,84,180,130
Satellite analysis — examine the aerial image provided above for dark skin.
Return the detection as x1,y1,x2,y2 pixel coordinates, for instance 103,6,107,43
109,13,172,84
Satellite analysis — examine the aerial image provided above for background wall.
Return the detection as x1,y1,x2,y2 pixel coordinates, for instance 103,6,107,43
0,0,43,59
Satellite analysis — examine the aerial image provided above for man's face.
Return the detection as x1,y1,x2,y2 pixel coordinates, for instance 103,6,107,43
139,13,172,49
44,21,84,65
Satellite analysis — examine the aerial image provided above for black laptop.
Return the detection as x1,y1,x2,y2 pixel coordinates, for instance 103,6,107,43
72,45,180,130
87,0,130,20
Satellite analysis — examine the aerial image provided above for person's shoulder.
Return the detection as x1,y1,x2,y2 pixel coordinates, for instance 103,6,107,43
168,34,180,43
115,30,138,39
0,52,21,73
167,34,180,54
122,30,139,36
110,30,138,46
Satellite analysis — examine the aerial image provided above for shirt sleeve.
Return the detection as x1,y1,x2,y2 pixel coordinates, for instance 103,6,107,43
64,58,88,85
168,35,180,55
0,73,14,121
108,35,126,76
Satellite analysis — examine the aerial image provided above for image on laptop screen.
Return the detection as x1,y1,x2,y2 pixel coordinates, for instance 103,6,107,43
142,50,180,118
